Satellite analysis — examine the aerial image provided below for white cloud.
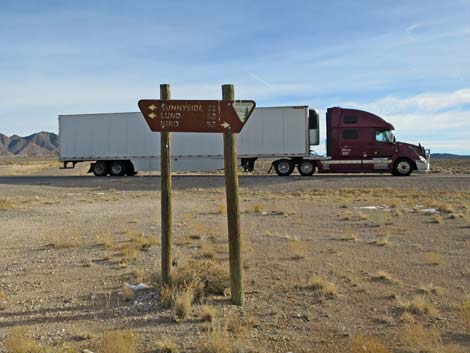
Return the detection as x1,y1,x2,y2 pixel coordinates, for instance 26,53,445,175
343,89,470,115
342,88,470,154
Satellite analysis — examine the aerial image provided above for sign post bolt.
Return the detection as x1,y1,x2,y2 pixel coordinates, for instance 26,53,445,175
222,84,244,306
160,83,172,287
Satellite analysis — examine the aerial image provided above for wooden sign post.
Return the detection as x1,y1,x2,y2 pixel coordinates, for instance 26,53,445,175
138,85,255,306
222,84,244,306
160,84,172,286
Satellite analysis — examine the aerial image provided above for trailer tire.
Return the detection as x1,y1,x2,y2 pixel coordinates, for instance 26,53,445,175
91,161,108,177
393,158,413,176
125,161,136,176
110,161,127,177
297,160,315,176
274,159,294,176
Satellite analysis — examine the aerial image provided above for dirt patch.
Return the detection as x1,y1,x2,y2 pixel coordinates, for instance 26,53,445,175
0,161,469,352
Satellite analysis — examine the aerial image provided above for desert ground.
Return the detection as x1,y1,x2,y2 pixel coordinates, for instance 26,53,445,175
0,158,469,353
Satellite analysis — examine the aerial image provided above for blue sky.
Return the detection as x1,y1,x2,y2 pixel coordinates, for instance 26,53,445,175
0,0,469,153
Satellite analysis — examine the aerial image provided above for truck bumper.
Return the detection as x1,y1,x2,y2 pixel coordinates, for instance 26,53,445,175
415,153,431,173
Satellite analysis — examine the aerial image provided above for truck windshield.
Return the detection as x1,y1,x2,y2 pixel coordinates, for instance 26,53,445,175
376,130,394,143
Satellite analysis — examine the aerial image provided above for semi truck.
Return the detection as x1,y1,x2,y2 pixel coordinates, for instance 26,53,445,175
58,106,430,177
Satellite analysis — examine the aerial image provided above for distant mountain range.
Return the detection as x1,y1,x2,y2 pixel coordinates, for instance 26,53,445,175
431,153,470,159
0,132,59,156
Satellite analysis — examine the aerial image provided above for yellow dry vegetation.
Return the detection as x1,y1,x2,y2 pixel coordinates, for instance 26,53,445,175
154,338,180,353
0,289,12,310
0,199,16,210
399,295,438,316
95,330,139,353
309,276,337,298
172,288,193,322
197,327,230,353
350,334,392,353
421,252,446,265
401,323,464,353
4,327,44,353
48,228,81,249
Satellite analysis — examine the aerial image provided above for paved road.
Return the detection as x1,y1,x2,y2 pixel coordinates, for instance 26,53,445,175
0,172,469,192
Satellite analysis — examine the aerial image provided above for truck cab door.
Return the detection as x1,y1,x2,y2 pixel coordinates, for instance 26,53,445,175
363,130,396,172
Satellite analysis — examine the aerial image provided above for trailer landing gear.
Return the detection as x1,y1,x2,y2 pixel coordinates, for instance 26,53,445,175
241,158,257,172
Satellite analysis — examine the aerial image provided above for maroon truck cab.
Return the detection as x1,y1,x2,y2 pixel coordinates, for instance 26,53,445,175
316,107,430,176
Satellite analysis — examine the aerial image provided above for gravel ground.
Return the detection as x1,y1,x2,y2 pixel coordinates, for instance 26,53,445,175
0,164,469,352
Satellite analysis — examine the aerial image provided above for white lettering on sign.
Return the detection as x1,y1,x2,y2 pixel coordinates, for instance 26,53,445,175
161,103,205,112
160,120,180,128
160,112,181,120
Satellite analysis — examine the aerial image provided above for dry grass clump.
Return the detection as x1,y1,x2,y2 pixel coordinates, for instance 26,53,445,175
126,230,158,251
461,299,470,331
201,305,216,322
154,339,180,353
421,252,446,266
172,288,194,322
288,238,306,260
4,327,44,353
350,334,392,353
192,223,219,239
131,268,145,283
121,285,135,302
96,232,114,249
337,228,358,241
159,285,173,308
417,283,445,296
437,203,454,214
95,330,139,353
308,276,337,298
172,260,229,296
216,204,226,214
224,313,252,339
340,211,353,221
0,199,16,210
0,290,12,310
372,271,397,284
48,228,81,249
400,323,463,353
197,328,230,353
358,211,370,221
372,231,390,246
118,243,138,262
399,295,438,316
431,214,444,224
201,241,216,259
204,263,229,295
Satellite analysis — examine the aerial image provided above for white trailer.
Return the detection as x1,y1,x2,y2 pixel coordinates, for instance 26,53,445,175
58,106,319,176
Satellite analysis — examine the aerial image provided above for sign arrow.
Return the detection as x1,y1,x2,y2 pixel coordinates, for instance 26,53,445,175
221,121,230,129
149,112,157,119
149,104,157,111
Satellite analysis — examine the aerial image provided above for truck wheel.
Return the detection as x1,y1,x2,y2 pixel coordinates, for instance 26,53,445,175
110,161,127,177
125,161,136,176
274,159,294,176
92,161,108,176
393,158,413,176
297,160,315,176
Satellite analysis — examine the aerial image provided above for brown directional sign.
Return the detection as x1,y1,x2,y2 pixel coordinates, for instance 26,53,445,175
138,99,256,133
